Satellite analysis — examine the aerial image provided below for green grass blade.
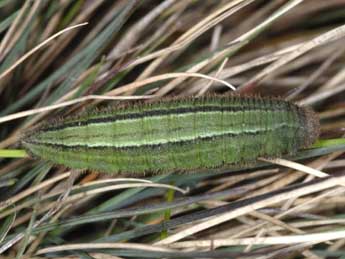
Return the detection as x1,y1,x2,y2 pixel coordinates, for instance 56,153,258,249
0,149,28,158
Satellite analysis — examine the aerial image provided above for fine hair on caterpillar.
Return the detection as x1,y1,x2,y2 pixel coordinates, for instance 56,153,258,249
21,95,320,174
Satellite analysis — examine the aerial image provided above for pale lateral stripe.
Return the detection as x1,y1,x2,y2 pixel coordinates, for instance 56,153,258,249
40,123,291,148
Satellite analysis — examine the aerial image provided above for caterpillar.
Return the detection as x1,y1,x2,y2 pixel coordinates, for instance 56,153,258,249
21,95,320,174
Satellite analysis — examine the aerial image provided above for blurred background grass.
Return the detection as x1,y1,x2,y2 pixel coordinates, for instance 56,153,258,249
1,1,345,258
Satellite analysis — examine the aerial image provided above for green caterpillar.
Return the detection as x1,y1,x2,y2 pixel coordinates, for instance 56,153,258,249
22,95,320,174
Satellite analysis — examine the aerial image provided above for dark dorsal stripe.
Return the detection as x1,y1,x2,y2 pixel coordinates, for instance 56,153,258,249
41,104,287,132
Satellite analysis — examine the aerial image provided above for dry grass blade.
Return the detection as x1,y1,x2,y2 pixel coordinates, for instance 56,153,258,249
259,158,330,178
0,23,88,82
36,243,175,255
106,72,235,96
0,95,152,124
241,23,345,92
0,172,71,211
156,175,345,245
169,230,345,248
0,0,36,60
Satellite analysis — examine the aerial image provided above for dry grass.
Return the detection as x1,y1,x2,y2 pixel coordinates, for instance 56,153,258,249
0,1,345,258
